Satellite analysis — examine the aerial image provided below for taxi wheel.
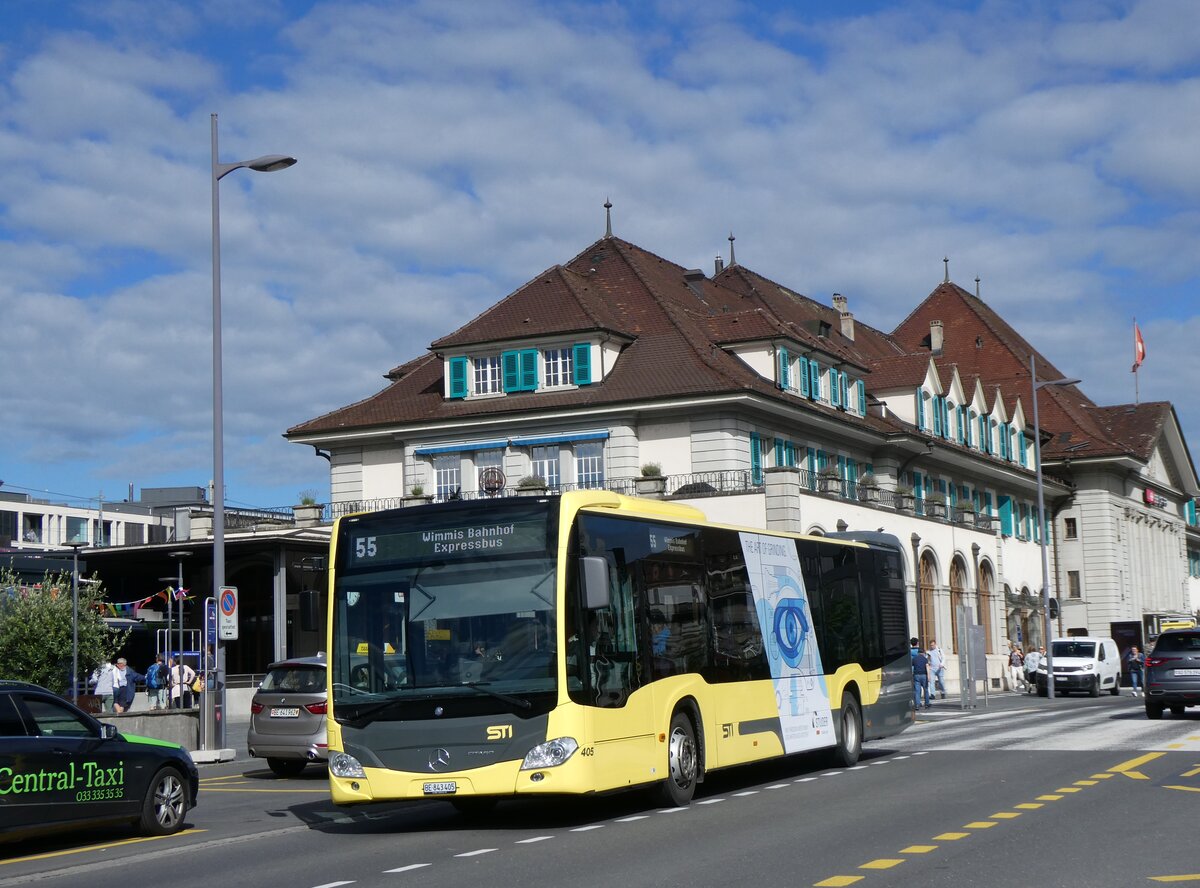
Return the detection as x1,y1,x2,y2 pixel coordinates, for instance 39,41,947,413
140,766,187,836
268,758,308,778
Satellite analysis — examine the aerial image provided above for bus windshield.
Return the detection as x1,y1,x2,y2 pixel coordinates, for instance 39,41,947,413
331,501,558,715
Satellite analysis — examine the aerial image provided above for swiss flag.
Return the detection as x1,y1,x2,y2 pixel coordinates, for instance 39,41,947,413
1132,323,1146,372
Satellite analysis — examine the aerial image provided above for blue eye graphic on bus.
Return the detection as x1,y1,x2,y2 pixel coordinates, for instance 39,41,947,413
773,597,810,668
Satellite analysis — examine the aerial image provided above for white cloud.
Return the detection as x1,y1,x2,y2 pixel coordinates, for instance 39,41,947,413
3,0,1199,507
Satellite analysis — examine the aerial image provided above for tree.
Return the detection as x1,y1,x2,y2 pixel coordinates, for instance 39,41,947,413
0,567,127,695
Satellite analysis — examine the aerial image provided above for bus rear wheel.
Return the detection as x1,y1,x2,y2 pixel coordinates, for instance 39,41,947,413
658,711,698,807
829,694,862,767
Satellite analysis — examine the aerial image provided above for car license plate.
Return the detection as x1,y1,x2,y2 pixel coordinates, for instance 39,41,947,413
1175,668,1200,676
270,707,300,718
423,781,457,795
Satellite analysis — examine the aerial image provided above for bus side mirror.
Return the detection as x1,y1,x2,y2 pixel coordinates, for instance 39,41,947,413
582,556,611,610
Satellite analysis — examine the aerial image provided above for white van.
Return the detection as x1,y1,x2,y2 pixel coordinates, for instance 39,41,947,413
1035,636,1121,697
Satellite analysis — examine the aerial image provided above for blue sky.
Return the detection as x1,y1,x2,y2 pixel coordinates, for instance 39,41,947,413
2,0,1199,511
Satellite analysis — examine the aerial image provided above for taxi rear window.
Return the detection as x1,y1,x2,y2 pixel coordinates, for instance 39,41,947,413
261,666,326,693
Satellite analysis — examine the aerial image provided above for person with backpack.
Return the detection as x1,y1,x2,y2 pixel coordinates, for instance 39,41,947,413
145,653,167,710
912,645,931,710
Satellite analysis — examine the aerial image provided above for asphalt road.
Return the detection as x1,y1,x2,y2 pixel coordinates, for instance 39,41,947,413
2,693,1198,888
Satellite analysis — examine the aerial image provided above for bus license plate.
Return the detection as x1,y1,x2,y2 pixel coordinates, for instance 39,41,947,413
423,781,457,795
270,707,300,718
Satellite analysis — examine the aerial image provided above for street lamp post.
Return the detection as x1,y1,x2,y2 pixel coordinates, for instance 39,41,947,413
63,541,87,703
1030,354,1081,700
211,113,295,748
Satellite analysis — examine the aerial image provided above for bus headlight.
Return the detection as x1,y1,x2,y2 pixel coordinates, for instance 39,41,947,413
330,752,366,778
520,737,579,770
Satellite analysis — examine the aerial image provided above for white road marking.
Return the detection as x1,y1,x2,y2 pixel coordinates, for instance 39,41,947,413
515,836,554,844
455,849,496,857
571,825,605,831
615,815,649,822
383,864,431,873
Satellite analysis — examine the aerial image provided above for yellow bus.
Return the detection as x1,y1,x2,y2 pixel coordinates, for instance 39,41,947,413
325,491,913,811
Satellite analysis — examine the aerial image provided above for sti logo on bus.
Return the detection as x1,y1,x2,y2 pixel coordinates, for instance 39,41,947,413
486,725,513,741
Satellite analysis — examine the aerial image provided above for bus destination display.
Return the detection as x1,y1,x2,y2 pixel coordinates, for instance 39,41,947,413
350,517,548,564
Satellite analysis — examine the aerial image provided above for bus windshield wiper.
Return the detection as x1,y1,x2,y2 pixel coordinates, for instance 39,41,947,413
461,681,532,710
338,696,405,727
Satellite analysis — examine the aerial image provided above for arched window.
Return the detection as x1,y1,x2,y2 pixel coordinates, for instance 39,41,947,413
977,562,994,654
949,557,967,652
918,552,937,650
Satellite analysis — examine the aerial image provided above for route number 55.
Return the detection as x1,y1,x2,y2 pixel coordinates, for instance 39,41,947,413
355,536,377,559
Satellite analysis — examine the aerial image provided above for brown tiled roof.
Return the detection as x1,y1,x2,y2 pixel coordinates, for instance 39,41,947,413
286,236,1180,475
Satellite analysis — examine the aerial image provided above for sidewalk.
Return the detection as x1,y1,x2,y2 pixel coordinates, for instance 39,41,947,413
915,686,1048,720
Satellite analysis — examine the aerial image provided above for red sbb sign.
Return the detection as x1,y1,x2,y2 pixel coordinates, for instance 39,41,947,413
1144,488,1168,508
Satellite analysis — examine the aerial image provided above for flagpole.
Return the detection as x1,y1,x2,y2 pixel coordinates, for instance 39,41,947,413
1133,317,1140,405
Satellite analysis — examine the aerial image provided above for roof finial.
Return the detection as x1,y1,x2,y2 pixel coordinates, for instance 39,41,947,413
943,257,949,283
728,231,737,267
975,276,981,298
604,198,613,238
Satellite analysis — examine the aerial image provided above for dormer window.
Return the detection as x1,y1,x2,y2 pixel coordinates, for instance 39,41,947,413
475,356,502,394
543,347,574,388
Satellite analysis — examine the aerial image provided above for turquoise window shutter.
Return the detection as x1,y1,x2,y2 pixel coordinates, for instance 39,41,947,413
502,350,520,392
1188,499,1197,526
785,440,796,467
838,371,848,408
999,495,1013,536
807,447,817,489
943,399,951,438
779,347,790,390
817,450,827,471
448,356,468,399
1018,432,1027,466
750,433,763,486
831,371,842,407
572,343,592,385
775,438,784,466
800,358,810,397
519,349,538,391
857,380,866,415
916,390,925,430
913,470,923,503
810,360,821,398
932,396,942,436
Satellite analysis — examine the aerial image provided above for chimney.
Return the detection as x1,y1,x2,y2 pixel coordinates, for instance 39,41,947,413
832,293,847,313
840,311,855,341
715,254,725,275
930,320,944,355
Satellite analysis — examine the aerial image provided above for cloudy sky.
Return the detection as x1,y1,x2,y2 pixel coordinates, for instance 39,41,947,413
2,0,1198,511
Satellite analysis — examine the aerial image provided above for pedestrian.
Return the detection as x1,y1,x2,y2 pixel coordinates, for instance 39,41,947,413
168,656,197,709
1126,646,1144,697
1008,644,1025,691
1023,645,1042,695
912,645,932,710
145,653,168,710
89,659,120,713
113,657,145,713
927,639,947,699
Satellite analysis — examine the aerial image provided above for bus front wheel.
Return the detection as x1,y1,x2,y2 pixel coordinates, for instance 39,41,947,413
658,711,698,807
830,695,862,767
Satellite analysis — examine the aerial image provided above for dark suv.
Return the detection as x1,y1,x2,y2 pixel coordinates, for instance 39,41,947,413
1144,629,1200,719
0,681,198,842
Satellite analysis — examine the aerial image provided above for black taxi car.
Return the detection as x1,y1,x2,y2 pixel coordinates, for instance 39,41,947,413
0,681,199,842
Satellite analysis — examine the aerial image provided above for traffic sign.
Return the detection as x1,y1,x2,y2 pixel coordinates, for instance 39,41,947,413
218,585,239,641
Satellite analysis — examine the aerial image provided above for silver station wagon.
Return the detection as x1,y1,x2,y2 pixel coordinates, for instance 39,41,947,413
246,655,327,776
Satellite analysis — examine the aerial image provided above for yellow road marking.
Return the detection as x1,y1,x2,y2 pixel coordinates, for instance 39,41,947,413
1181,766,1200,778
1074,780,1098,786
860,859,904,869
900,845,937,854
1015,803,1043,810
199,774,248,783
1055,787,1082,793
1149,876,1200,883
965,821,996,829
1109,752,1164,779
990,812,1021,819
1037,794,1063,801
1167,744,1183,749
934,832,969,840
1090,773,1114,779
1164,785,1200,793
814,877,863,887
0,829,206,865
